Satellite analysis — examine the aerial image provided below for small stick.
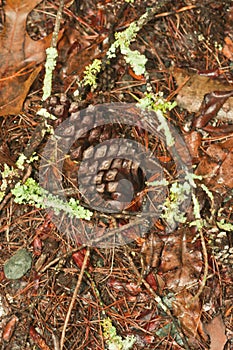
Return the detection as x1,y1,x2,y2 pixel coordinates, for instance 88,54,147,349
60,247,90,350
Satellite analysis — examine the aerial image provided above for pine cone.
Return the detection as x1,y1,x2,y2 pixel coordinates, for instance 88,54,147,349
61,103,167,215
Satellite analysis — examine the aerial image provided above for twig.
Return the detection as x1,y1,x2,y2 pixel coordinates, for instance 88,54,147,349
190,228,209,303
60,247,90,350
190,194,209,304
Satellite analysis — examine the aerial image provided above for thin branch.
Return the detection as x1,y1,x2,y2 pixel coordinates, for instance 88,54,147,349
60,247,90,350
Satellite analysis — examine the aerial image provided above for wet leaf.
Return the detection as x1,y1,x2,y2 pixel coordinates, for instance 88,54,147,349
145,272,161,292
184,131,202,162
192,90,233,129
72,248,89,269
32,237,42,257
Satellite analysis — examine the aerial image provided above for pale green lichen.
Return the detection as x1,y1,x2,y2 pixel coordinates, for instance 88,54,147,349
107,12,149,75
42,47,58,101
161,181,189,227
137,92,177,114
102,317,136,350
190,193,205,230
217,219,233,231
147,173,202,230
136,92,177,147
16,152,39,170
37,108,57,122
82,59,102,89
11,178,92,221
0,152,42,203
0,164,20,202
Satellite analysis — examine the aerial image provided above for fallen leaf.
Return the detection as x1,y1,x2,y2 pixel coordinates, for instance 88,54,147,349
183,131,202,162
0,0,58,116
204,315,227,350
172,67,233,120
2,315,18,342
145,272,159,291
0,65,41,116
223,36,233,60
32,237,42,257
195,137,233,193
141,233,164,270
29,325,51,350
172,290,208,342
158,228,202,290
192,90,233,129
72,248,90,269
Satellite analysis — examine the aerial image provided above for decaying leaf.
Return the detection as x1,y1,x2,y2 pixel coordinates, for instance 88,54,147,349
204,314,227,350
184,131,202,162
223,36,233,61
2,315,18,342
29,325,51,350
0,65,41,116
192,90,233,129
158,228,202,290
195,137,233,193
172,290,208,342
172,67,233,120
0,0,56,116
72,248,90,269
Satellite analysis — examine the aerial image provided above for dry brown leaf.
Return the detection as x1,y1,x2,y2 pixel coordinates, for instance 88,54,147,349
29,325,51,350
0,65,41,116
183,131,202,162
2,315,18,342
223,36,233,61
195,137,233,193
204,315,227,350
172,67,233,120
59,28,106,90
0,0,56,116
172,290,208,342
158,229,202,290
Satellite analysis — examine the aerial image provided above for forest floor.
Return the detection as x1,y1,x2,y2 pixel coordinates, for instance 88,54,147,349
0,1,233,349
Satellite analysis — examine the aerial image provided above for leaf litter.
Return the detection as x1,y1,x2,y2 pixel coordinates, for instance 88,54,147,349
0,1,233,349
